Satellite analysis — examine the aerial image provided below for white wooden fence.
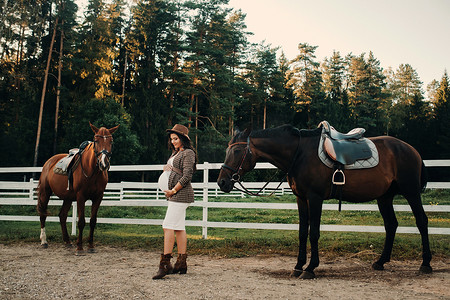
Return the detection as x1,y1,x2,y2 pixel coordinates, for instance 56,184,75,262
1,160,449,239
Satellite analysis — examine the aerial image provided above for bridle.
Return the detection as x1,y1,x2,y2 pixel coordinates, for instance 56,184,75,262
81,134,113,178
221,135,302,197
93,134,113,161
221,141,249,183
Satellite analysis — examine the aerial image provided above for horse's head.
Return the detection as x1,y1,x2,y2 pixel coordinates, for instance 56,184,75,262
90,122,120,171
217,128,256,193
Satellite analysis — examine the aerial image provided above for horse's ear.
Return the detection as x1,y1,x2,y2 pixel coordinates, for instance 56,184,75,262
108,124,120,135
242,128,251,137
90,122,99,134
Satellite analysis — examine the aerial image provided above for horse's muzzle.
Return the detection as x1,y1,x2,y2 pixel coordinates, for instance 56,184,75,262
217,177,233,193
98,153,110,171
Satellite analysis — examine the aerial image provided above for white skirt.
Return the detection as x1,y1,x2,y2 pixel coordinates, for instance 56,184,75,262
162,201,190,230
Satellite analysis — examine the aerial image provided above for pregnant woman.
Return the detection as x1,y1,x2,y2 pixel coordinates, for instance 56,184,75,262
153,124,197,280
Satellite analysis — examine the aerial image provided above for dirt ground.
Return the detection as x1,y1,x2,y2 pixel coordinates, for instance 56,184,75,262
0,243,448,300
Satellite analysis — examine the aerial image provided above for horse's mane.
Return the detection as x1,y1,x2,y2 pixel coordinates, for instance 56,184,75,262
299,126,322,137
249,124,322,139
230,129,250,144
230,124,322,144
249,124,296,139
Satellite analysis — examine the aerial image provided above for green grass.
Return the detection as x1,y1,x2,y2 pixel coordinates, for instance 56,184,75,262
0,189,449,259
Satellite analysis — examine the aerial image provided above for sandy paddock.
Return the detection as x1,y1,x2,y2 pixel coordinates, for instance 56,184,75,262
0,243,449,299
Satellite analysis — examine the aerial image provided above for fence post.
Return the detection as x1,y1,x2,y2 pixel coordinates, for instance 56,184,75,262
202,162,209,239
29,178,34,201
71,202,77,235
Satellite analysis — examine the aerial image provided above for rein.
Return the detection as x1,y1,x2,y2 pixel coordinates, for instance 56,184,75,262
80,143,96,178
221,134,301,197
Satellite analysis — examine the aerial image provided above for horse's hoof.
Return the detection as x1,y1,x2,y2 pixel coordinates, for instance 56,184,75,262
372,262,384,270
64,243,73,248
87,248,97,253
290,269,302,277
299,271,315,279
75,250,85,256
419,265,433,274
41,243,48,249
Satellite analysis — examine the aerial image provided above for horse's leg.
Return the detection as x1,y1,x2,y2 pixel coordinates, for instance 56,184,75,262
300,194,324,279
87,199,102,253
59,199,73,247
405,193,432,273
75,196,86,254
37,184,51,248
373,195,398,270
291,197,309,277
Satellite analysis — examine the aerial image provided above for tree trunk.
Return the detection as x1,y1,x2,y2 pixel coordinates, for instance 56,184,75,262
121,51,127,106
168,51,178,127
195,95,198,147
188,94,194,126
53,18,64,154
17,24,25,65
263,98,267,129
33,17,58,168
168,16,181,128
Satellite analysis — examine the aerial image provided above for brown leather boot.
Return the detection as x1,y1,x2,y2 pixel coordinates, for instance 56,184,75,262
152,254,173,280
173,254,187,274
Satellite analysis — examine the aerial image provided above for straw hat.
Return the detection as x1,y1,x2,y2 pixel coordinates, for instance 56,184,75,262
166,124,190,141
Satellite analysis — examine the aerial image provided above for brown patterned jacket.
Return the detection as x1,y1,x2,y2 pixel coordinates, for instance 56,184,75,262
167,148,196,203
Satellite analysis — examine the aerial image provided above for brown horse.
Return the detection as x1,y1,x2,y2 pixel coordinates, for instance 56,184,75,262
37,123,119,254
217,124,432,279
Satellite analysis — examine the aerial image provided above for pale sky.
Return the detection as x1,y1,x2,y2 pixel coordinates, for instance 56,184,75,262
228,0,450,89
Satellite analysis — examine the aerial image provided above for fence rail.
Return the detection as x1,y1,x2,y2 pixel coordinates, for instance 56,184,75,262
1,160,449,238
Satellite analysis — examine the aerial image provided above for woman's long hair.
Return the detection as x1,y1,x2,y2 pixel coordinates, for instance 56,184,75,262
168,133,198,172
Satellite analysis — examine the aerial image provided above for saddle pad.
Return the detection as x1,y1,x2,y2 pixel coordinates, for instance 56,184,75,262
318,134,379,169
53,149,79,175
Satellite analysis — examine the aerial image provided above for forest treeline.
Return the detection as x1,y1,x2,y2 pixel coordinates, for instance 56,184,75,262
1,0,449,171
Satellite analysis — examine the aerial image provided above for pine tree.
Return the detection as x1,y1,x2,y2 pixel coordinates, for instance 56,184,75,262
126,0,180,164
223,9,248,136
0,0,53,166
244,42,284,129
183,0,250,162
74,0,122,100
387,64,426,139
321,50,349,129
433,72,450,158
346,52,386,134
287,43,324,128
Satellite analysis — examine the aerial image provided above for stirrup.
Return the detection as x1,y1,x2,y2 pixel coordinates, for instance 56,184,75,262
332,169,345,185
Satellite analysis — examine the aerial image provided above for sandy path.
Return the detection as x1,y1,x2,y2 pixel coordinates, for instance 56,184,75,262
0,244,448,299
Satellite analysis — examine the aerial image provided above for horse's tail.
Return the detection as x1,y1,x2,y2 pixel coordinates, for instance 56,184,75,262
36,177,49,216
420,161,428,193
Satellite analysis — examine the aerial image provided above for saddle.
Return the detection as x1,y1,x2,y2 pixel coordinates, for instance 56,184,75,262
54,149,80,175
320,121,371,166
317,121,379,210
53,141,91,190
318,121,379,171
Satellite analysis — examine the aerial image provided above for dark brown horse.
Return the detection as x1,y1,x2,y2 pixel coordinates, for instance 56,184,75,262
217,124,432,279
37,123,119,254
